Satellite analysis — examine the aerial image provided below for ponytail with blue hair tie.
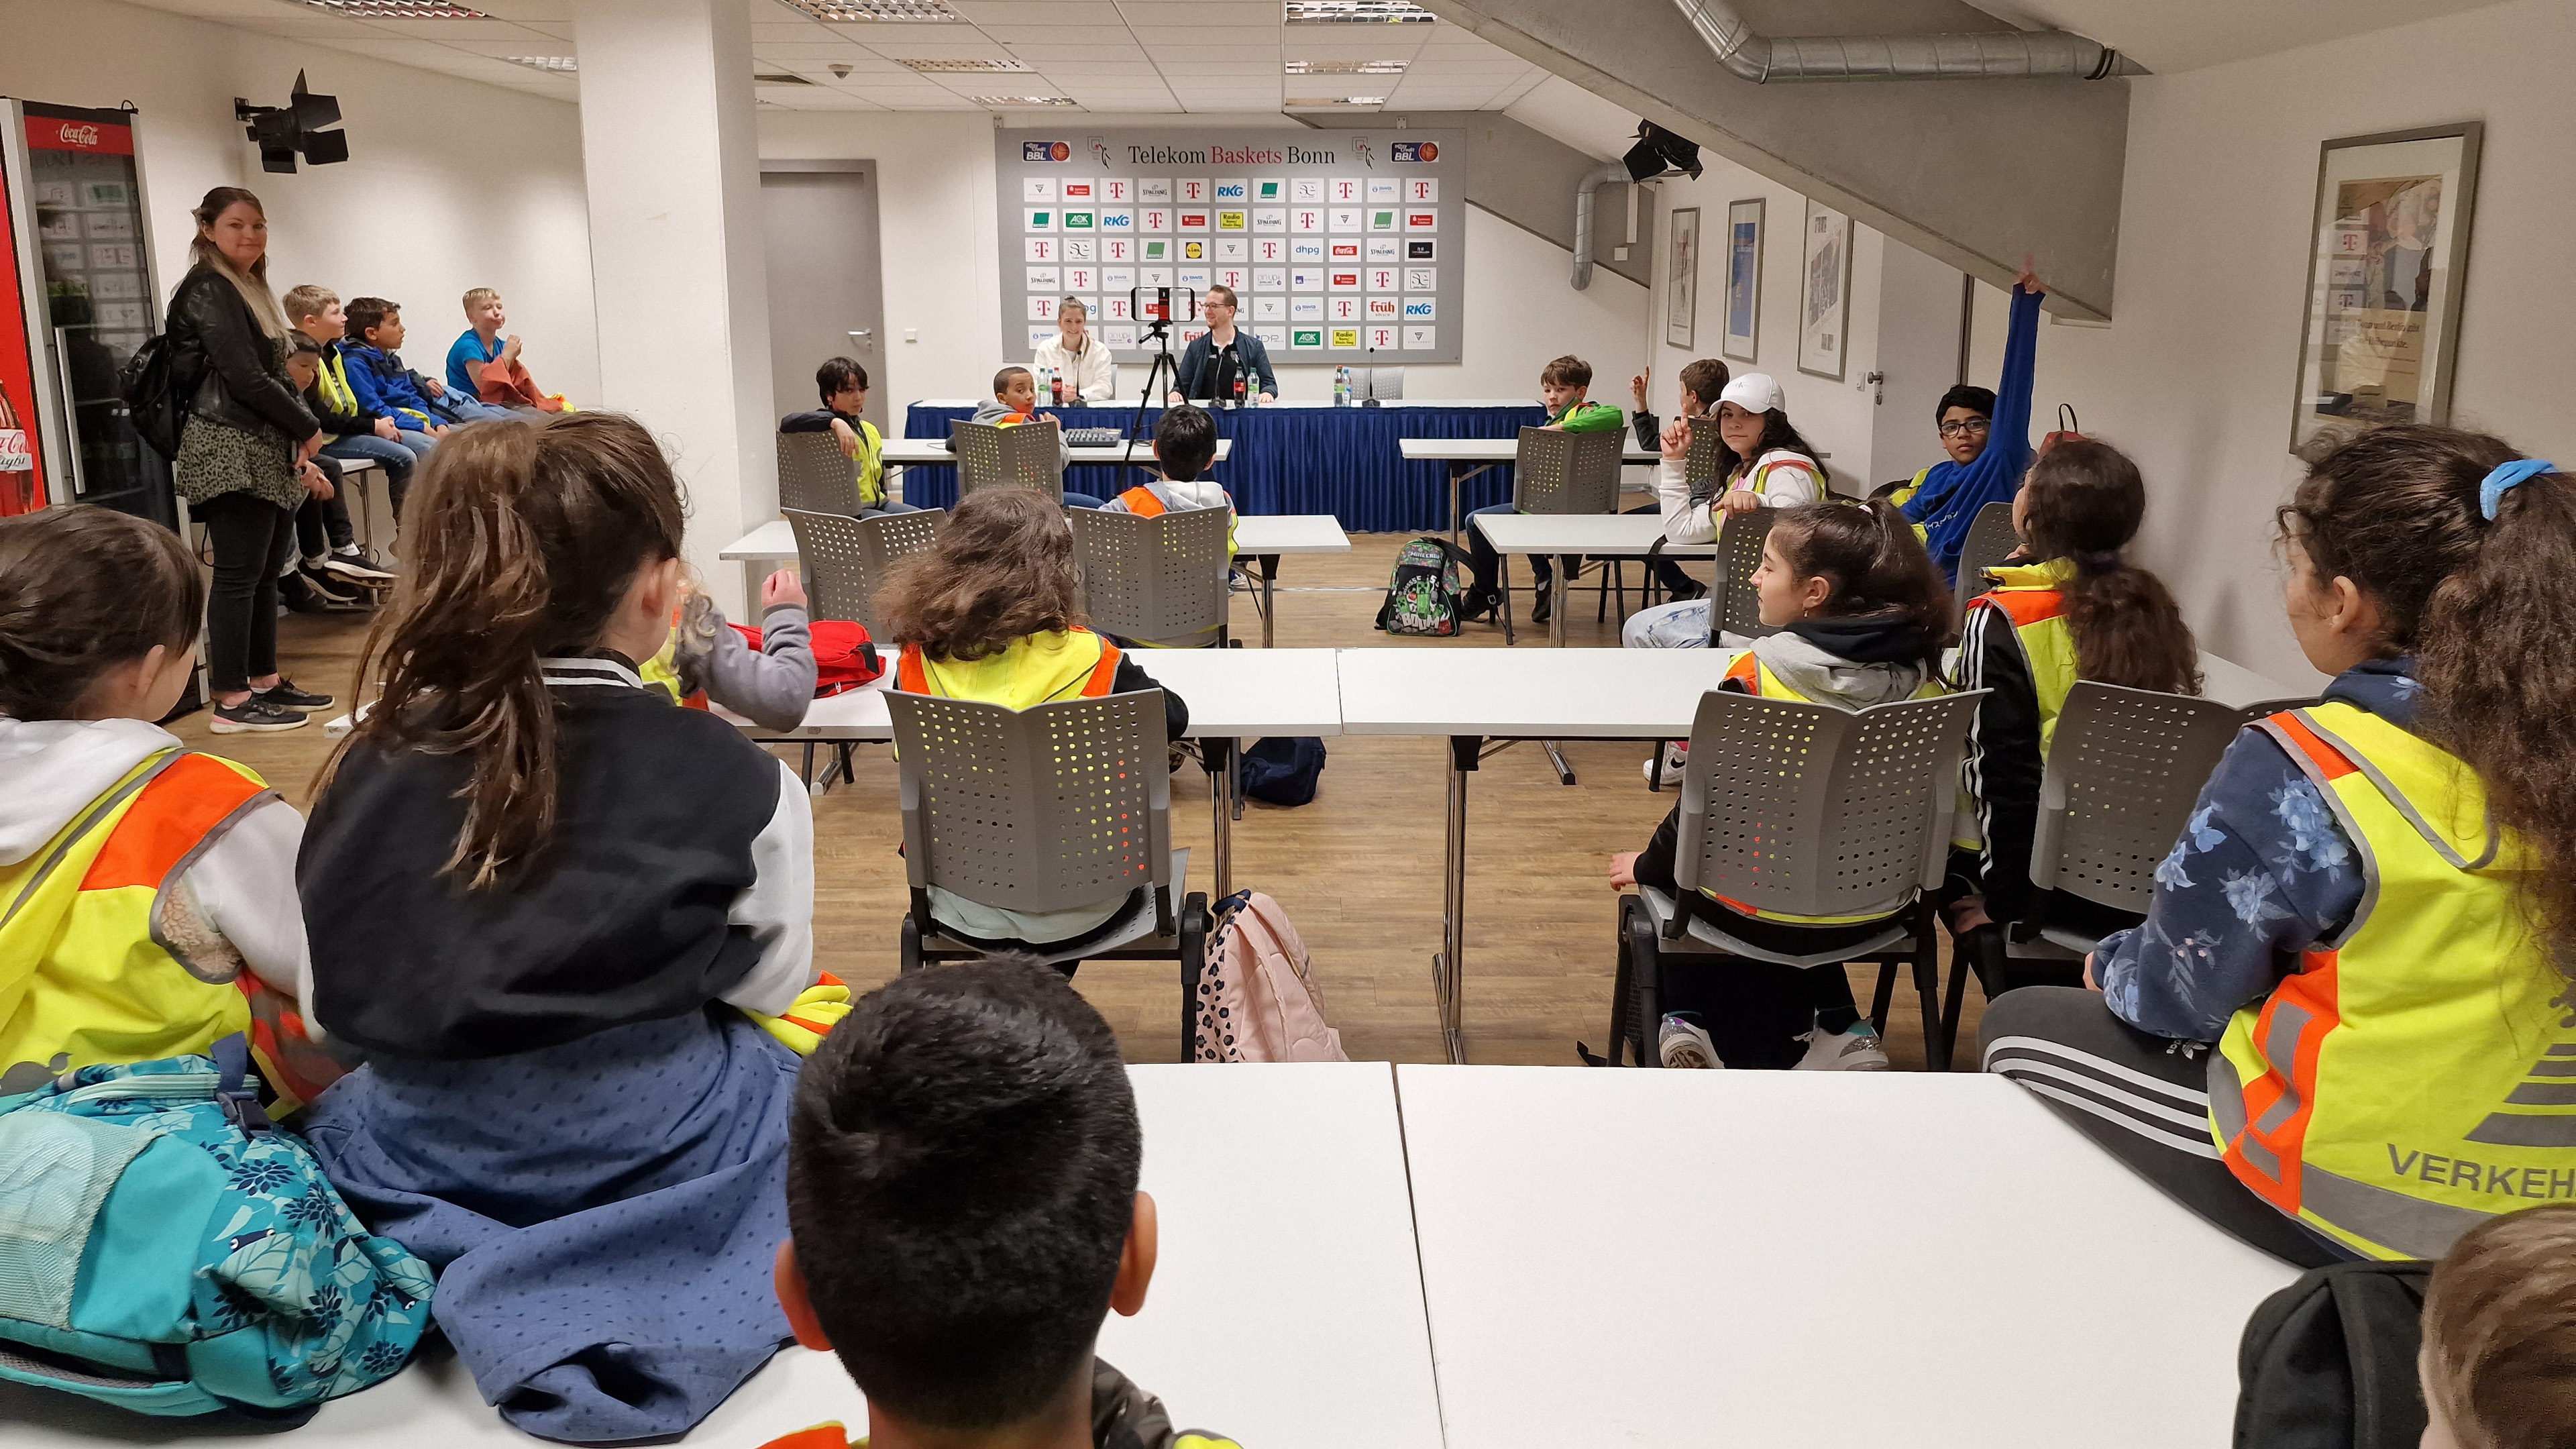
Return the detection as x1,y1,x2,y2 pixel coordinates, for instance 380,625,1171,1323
2479,458,2558,521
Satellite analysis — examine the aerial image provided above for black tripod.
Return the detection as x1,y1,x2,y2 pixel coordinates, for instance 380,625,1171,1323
1122,315,1179,476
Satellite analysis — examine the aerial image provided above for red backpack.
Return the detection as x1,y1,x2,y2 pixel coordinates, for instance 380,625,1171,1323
731,620,885,696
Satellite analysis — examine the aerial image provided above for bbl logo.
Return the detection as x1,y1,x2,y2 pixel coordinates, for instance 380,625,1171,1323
1391,141,1439,163
1022,141,1071,162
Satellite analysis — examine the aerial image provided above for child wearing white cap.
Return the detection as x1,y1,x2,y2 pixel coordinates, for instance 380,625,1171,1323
1623,372,1827,653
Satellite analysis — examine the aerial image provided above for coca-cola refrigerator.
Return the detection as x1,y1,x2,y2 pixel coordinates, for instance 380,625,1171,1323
1,100,174,525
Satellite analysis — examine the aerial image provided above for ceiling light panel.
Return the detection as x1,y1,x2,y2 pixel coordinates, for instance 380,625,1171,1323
898,57,1030,70
1283,1,1434,23
968,95,1079,106
1285,59,1407,73
775,0,963,19
504,55,578,71
1285,95,1387,105
303,0,490,15
754,72,818,84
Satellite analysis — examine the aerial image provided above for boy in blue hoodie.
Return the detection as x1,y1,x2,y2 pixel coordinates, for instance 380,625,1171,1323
341,296,513,436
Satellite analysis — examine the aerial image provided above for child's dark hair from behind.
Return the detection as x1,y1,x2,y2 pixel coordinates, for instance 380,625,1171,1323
816,357,867,405
786,956,1140,1432
0,506,203,721
1154,405,1218,482
2019,437,2200,694
1769,499,1955,667
1678,358,1727,409
2421,1203,2576,1449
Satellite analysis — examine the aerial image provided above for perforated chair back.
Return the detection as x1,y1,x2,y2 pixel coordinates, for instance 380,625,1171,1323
953,419,1065,503
2031,681,2249,916
1682,415,1730,506
887,689,1175,918
785,506,945,635
1955,500,2021,608
776,431,861,516
1705,506,1780,643
1511,426,1623,516
1678,689,1986,921
1070,505,1230,645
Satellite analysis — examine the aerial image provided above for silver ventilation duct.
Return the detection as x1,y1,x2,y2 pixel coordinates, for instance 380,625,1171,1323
1670,0,2136,83
1570,160,1629,291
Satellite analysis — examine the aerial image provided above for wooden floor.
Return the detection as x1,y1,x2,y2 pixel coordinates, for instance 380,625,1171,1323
176,534,1987,1069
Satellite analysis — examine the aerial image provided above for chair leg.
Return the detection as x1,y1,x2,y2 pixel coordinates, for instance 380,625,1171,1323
1629,910,1665,1067
1603,898,1637,1066
799,743,816,792
900,914,922,973
1869,963,1896,1037
1940,930,1970,1071
835,743,856,790
1179,892,1210,1062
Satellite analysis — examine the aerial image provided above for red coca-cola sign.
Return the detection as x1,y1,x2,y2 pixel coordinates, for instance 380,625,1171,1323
25,115,133,155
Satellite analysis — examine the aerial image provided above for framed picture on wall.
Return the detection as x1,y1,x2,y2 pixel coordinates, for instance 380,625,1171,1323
1664,206,1700,350
2290,122,2481,449
1796,199,1852,381
1721,197,1762,363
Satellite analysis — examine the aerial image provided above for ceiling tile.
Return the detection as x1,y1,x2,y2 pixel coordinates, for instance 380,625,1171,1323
1114,1,1277,23
947,1,1126,22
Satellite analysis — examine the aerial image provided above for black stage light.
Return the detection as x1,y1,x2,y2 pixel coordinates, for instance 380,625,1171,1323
234,70,349,174
1623,121,1703,183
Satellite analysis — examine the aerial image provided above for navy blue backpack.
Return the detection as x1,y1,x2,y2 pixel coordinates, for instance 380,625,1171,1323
1237,737,1326,806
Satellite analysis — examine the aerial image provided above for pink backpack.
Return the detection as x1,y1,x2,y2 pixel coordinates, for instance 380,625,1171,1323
1194,892,1348,1063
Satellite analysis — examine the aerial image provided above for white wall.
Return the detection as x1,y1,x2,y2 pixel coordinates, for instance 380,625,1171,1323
2025,0,2576,686
0,0,598,407
757,110,1648,407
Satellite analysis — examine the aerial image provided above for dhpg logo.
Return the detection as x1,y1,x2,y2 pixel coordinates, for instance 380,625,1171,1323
1391,141,1439,163
1023,140,1071,162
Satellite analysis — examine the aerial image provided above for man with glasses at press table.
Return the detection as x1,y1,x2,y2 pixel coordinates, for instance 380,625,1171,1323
1877,264,2045,585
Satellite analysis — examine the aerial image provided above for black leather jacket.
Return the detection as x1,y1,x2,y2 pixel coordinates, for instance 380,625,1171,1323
164,265,317,443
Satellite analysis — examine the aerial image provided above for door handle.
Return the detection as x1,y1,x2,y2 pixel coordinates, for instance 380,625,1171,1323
848,329,873,351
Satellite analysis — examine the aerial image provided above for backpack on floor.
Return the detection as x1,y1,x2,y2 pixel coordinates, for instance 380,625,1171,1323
0,1037,435,1421
733,619,885,696
1237,737,1326,807
1194,891,1348,1063
2235,1259,2431,1449
1374,536,1468,637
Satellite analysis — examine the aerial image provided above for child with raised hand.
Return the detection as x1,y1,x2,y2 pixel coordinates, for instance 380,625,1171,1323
296,412,817,1442
636,564,818,734
1611,500,1953,1071
1460,354,1625,625
1619,372,1828,649
0,506,323,1098
1982,427,2576,1269
765,956,1239,1449
879,489,1187,960
1949,437,2198,965
1900,261,2045,583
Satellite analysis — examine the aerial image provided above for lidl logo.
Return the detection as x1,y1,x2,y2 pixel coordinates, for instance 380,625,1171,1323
1391,140,1438,163
1024,141,1071,162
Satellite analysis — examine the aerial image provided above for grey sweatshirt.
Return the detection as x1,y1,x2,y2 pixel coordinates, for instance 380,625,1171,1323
674,594,816,733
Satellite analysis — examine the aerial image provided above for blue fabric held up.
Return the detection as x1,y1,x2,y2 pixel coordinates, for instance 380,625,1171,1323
301,1007,800,1444
1900,284,2041,582
900,401,1548,531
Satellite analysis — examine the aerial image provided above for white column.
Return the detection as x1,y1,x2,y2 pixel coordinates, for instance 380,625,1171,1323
572,0,775,616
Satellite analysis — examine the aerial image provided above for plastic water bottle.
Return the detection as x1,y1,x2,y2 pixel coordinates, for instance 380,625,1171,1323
1334,368,1349,407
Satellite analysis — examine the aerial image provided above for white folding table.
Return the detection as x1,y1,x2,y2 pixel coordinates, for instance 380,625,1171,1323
1398,435,1658,542
0,1064,1443,1449
1469,510,1719,649
877,435,1230,473
733,647,1344,900
1336,647,1750,1062
1395,1065,2300,1448
716,513,1346,650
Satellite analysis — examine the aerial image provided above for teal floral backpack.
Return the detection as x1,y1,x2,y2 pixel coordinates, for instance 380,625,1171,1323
0,1038,432,1421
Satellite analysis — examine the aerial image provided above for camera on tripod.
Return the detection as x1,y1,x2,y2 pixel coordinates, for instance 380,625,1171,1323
1131,284,1199,334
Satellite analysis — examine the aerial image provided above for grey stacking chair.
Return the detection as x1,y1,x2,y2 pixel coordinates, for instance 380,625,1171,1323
887,690,1209,1060
1511,425,1625,516
1069,505,1231,647
1703,506,1780,647
1607,688,1987,1071
952,419,1065,503
777,430,862,516
1683,414,1730,503
1955,500,2021,609
783,506,944,639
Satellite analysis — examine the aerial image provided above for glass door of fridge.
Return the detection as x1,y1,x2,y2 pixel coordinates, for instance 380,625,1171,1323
15,101,174,528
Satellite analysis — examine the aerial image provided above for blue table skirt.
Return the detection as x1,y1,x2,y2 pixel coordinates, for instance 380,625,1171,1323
902,402,1549,533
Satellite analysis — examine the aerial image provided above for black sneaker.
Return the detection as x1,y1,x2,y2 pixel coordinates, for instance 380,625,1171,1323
319,549,396,585
211,697,310,734
256,678,334,710
1529,579,1554,625
1454,589,1500,625
282,569,366,614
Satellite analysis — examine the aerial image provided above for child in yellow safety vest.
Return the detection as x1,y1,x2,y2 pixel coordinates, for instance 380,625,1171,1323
1980,427,2576,1269
762,958,1240,1449
1610,500,1953,1071
0,506,336,1106
1949,438,2201,969
1619,372,1829,649
1102,403,1234,647
879,489,1187,960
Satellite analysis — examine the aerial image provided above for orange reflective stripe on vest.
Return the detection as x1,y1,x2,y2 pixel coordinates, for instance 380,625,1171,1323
83,753,270,892
1117,485,1168,517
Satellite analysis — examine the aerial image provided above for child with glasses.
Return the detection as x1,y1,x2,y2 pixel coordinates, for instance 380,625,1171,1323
1888,262,2046,584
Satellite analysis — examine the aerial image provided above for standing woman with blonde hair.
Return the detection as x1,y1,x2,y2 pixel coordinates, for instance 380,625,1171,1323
164,186,333,733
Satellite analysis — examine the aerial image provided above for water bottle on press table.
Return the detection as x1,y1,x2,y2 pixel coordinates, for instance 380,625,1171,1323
1334,367,1349,407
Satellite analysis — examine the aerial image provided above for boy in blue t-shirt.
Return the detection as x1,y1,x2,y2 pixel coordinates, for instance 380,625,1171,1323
341,295,513,436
